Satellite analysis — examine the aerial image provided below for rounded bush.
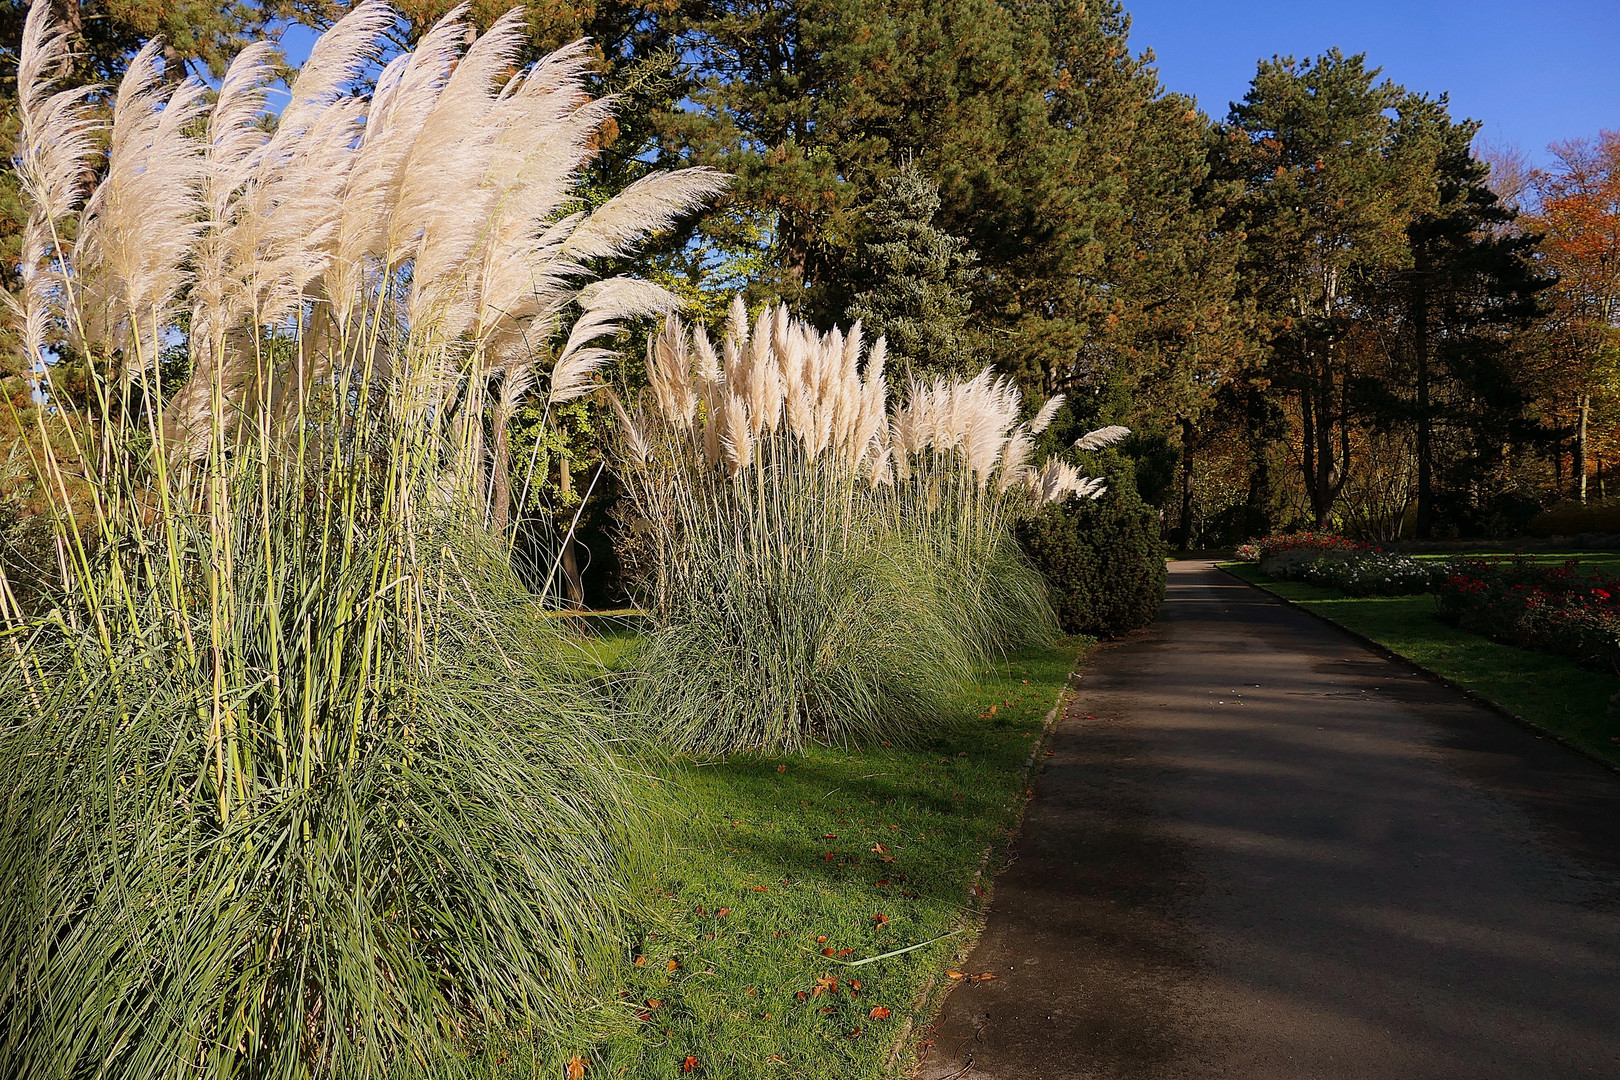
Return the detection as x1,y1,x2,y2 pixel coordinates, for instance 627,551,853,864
1016,492,1167,639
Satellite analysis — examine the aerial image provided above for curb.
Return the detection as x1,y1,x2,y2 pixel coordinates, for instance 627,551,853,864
885,677,1076,1075
1215,563,1620,778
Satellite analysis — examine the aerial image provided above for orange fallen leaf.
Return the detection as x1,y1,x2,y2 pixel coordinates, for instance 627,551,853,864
850,979,862,990
846,1026,863,1038
822,833,837,839
715,907,731,918
795,991,808,1001
633,955,646,966
776,765,787,772
646,999,662,1008
682,1055,699,1073
567,1054,587,1080
874,879,890,887
815,935,827,943
822,947,835,957
838,948,853,957
874,913,889,925
944,970,966,980
813,973,839,996
869,1006,891,1020
968,972,999,983
752,886,770,892
871,843,888,854
666,959,680,973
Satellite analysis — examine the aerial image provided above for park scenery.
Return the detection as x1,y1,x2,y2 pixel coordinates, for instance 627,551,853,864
0,0,1617,1078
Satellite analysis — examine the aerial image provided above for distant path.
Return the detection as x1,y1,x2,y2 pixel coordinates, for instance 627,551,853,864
918,561,1620,1080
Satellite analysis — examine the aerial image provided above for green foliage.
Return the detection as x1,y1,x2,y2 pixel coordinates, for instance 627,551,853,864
845,161,980,378
1016,491,1167,639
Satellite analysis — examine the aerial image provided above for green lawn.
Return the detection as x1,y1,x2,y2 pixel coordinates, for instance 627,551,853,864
1222,562,1620,767
492,638,1087,1079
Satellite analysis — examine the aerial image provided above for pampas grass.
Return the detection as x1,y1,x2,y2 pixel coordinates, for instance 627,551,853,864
611,301,1108,754
0,3,723,1076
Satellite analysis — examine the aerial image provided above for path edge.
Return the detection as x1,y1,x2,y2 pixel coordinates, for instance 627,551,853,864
1215,562,1620,778
885,659,1083,1076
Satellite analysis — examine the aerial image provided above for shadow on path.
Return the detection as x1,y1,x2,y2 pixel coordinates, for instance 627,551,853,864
917,562,1620,1080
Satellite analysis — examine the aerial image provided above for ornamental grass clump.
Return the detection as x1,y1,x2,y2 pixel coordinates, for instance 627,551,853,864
611,300,1109,754
0,4,722,1076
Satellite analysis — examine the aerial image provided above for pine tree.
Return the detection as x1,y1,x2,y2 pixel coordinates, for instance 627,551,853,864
845,161,980,377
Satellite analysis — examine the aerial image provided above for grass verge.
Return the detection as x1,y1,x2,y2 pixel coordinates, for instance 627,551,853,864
491,638,1087,1079
1221,562,1620,768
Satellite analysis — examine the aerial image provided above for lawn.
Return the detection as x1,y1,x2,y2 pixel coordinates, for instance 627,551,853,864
491,638,1088,1079
1221,562,1620,767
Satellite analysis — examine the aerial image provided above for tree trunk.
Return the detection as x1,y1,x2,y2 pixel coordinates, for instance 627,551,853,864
1177,415,1195,549
558,454,584,608
1412,271,1433,538
1576,394,1591,504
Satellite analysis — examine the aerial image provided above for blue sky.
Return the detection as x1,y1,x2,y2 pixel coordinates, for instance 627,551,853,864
1126,0,1620,164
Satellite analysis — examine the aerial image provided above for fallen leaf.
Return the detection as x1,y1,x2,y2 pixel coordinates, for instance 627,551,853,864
716,908,731,918
752,886,770,892
816,935,827,943
972,885,986,898
874,878,890,887
944,970,966,980
567,1054,587,1080
822,833,837,839
869,1006,891,1020
874,913,889,925
968,973,999,983
666,959,680,973
823,852,834,861
850,979,862,990
813,973,839,996
776,765,787,772
682,1056,699,1073
646,999,662,1008
633,956,646,966
822,947,835,957
795,991,808,1001
846,1026,863,1037
871,843,888,854
838,948,853,957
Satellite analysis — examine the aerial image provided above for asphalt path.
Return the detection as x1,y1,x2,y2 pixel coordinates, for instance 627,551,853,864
918,561,1620,1079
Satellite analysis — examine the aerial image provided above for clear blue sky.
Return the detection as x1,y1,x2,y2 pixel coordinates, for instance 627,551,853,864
1125,0,1620,164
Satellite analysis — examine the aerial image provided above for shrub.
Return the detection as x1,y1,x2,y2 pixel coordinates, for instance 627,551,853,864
1527,499,1620,537
0,6,722,1076
610,305,1098,753
1017,490,1167,638
1435,558,1620,675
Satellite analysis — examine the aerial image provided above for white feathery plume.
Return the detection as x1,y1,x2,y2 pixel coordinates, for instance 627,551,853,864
997,429,1035,493
648,315,697,426
1074,424,1131,451
726,293,750,347
1029,394,1065,435
692,324,721,388
561,169,732,261
11,1,102,371
609,392,650,466
72,42,209,365
721,392,753,476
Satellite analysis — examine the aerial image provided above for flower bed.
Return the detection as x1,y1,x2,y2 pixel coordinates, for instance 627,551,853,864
1434,559,1620,676
1298,551,1445,597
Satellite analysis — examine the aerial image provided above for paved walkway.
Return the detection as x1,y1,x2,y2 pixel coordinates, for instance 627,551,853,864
919,561,1620,1080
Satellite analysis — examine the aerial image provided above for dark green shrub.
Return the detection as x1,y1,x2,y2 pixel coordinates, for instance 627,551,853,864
1527,499,1620,537
1017,491,1167,638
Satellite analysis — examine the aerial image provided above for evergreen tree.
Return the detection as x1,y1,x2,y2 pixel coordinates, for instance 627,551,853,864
845,161,980,377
